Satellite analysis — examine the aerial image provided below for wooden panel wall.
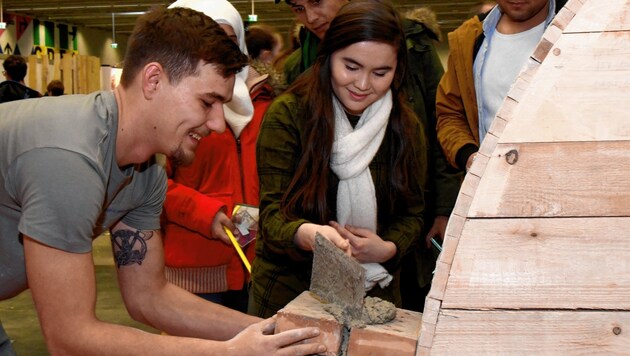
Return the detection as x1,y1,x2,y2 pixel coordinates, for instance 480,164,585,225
26,54,100,95
432,311,630,353
418,0,630,354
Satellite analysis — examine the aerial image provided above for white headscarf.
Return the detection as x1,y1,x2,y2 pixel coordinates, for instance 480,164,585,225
169,0,254,138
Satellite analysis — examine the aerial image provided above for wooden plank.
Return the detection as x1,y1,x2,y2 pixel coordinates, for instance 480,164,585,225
442,214,466,266
487,114,508,138
505,76,531,103
439,234,458,266
531,24,563,63
427,261,450,300
27,56,38,91
414,345,429,356
62,55,73,94
467,148,489,179
442,217,630,309
89,56,101,93
53,53,61,81
552,9,575,31
432,310,630,354
552,5,577,31
72,55,78,94
416,324,435,353
422,297,441,326
457,172,480,199
451,191,473,219
469,141,630,218
477,132,498,160
418,297,440,350
564,0,587,14
78,55,88,94
494,96,519,122
499,32,630,144
564,0,630,33
440,214,465,266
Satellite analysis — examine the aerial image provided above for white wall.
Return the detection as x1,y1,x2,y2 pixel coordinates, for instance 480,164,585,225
76,27,128,67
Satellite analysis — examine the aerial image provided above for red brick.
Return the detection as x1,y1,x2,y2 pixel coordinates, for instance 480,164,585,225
346,308,422,356
274,291,344,355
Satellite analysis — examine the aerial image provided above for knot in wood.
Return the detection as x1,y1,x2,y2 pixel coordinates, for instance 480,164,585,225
505,149,519,165
613,326,622,335
553,48,561,56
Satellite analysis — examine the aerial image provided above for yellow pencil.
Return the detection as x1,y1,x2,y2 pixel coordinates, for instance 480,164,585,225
224,226,251,273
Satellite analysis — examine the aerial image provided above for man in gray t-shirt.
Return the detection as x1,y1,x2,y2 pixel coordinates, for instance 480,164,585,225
0,6,323,356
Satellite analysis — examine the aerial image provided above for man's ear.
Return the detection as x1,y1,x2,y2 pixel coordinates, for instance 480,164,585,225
260,49,274,65
142,62,163,99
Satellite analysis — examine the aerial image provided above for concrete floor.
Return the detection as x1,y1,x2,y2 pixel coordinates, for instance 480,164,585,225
0,234,158,355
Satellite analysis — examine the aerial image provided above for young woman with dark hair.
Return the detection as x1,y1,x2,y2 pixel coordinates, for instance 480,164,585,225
250,0,426,318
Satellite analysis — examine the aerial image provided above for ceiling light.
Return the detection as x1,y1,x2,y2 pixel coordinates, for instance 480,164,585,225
249,0,257,22
111,12,118,49
0,0,6,29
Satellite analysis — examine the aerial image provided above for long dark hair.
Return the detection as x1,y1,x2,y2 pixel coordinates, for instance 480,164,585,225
281,0,419,222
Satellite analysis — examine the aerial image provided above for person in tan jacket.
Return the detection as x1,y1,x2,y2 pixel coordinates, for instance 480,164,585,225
436,0,562,172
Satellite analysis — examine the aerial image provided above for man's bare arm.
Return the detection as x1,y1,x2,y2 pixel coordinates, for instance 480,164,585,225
23,228,324,355
110,222,258,339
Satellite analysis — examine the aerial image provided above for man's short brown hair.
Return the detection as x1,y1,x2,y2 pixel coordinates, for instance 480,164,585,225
120,6,248,88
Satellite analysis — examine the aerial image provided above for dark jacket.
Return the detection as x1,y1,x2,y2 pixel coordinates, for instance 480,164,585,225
402,10,462,221
0,81,41,103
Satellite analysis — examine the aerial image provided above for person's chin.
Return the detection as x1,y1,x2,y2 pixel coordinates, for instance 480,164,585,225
171,149,195,167
312,25,328,39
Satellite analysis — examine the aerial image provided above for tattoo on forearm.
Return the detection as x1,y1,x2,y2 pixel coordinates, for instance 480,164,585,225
111,229,154,267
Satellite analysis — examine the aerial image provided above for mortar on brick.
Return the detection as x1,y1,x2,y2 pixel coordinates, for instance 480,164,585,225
276,292,421,356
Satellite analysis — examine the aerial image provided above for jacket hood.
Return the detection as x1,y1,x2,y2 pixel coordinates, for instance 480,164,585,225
405,7,442,42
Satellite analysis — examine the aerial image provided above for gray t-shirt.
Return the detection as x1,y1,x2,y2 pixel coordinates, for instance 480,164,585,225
0,91,166,299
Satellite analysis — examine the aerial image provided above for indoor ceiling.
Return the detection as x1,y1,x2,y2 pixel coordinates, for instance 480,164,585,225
2,0,479,39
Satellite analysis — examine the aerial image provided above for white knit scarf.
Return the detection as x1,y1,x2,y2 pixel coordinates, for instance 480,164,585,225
330,90,393,290
330,90,391,231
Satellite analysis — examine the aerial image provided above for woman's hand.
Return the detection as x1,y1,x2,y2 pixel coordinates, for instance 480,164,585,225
329,221,396,263
294,223,350,255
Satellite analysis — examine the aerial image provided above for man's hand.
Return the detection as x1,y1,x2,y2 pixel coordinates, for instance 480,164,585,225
225,317,325,355
465,152,478,172
330,222,395,263
425,216,448,248
211,210,235,245
294,223,350,255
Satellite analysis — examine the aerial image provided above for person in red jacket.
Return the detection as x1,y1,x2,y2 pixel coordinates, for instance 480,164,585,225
162,0,274,312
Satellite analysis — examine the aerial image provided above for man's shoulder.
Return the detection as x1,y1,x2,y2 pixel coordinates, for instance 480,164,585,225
455,16,484,35
0,81,41,102
447,15,484,47
25,86,42,98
